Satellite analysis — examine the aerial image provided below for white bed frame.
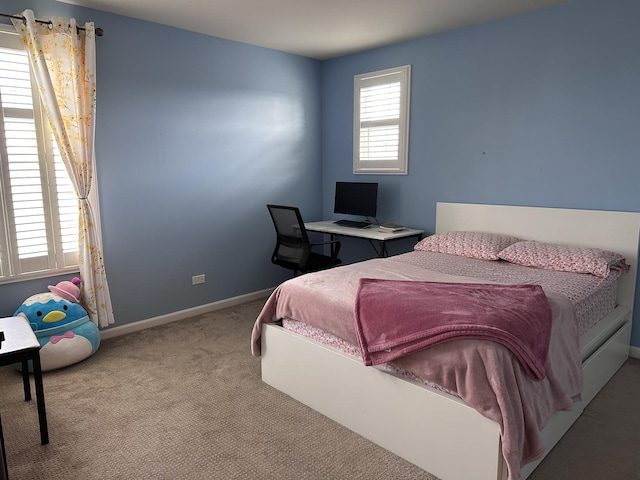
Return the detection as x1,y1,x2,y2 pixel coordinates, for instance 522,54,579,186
260,202,640,480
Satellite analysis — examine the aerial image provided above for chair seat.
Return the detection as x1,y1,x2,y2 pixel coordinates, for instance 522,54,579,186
305,252,342,272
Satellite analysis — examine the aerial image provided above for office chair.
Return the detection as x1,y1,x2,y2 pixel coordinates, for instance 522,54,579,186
267,204,341,276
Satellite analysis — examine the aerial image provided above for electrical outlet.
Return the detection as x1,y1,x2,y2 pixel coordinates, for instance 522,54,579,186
192,274,206,285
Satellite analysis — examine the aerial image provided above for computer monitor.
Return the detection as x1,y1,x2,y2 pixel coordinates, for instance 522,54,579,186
333,182,378,218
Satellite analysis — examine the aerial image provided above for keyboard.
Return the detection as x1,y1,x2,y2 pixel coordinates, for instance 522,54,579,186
334,219,371,229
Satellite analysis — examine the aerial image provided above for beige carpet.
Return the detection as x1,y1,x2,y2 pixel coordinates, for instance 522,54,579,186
0,299,639,480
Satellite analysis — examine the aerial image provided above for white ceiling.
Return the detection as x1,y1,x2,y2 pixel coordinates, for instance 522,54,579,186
57,0,566,60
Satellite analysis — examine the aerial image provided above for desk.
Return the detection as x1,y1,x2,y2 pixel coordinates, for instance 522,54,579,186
0,317,49,445
305,221,424,257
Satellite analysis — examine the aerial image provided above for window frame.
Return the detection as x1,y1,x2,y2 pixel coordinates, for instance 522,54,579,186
353,64,411,175
0,24,79,284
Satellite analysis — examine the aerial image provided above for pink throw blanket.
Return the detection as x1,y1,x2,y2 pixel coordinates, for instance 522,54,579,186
354,279,552,380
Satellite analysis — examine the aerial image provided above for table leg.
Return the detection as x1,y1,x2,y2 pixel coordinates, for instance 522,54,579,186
0,415,8,480
330,234,337,258
367,240,384,257
21,360,31,401
30,353,49,445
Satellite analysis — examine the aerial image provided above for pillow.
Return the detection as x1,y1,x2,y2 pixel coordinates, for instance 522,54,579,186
414,231,522,261
497,240,629,278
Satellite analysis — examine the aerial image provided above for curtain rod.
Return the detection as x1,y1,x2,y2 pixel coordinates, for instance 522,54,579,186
0,12,104,36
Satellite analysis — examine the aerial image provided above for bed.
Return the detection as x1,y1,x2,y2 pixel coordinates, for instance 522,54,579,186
251,202,640,480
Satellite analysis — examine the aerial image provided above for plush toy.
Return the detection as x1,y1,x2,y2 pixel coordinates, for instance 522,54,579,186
14,277,100,372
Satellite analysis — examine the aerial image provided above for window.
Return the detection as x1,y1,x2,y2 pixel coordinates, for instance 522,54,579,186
353,65,411,175
0,25,78,283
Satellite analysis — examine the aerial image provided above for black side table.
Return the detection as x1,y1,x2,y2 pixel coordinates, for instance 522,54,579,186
0,415,8,480
0,317,48,445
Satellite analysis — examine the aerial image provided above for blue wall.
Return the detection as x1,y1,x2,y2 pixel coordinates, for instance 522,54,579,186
0,0,322,325
321,0,640,345
3,0,640,347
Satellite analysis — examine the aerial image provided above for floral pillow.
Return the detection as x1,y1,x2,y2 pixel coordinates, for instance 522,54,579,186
414,231,522,261
497,241,629,278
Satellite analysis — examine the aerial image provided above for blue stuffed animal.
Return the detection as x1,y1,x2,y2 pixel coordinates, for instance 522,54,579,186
14,277,100,371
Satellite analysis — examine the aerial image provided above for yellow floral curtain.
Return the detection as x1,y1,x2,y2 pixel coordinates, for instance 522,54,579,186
12,10,114,328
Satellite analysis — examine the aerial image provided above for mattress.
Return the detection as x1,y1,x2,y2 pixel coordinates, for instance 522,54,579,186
281,250,620,392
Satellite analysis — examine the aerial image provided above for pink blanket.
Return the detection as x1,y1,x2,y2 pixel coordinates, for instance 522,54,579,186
354,278,552,380
251,255,582,480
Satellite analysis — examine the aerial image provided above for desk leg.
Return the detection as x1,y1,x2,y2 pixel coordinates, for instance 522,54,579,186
371,233,422,258
21,360,31,401
31,352,49,445
330,234,338,258
0,415,8,480
367,240,385,258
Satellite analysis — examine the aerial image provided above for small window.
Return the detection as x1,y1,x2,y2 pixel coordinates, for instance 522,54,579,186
0,25,79,283
353,65,411,175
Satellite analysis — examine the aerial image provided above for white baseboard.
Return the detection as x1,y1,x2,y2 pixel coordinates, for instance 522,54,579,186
100,288,273,341
630,345,640,359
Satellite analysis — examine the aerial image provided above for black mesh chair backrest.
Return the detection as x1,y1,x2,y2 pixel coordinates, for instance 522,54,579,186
267,205,311,269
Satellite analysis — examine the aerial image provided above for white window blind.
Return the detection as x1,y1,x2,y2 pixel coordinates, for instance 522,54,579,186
354,65,411,174
0,26,78,282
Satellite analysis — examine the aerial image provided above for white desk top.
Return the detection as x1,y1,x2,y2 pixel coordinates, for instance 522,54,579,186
305,221,424,241
0,316,39,352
